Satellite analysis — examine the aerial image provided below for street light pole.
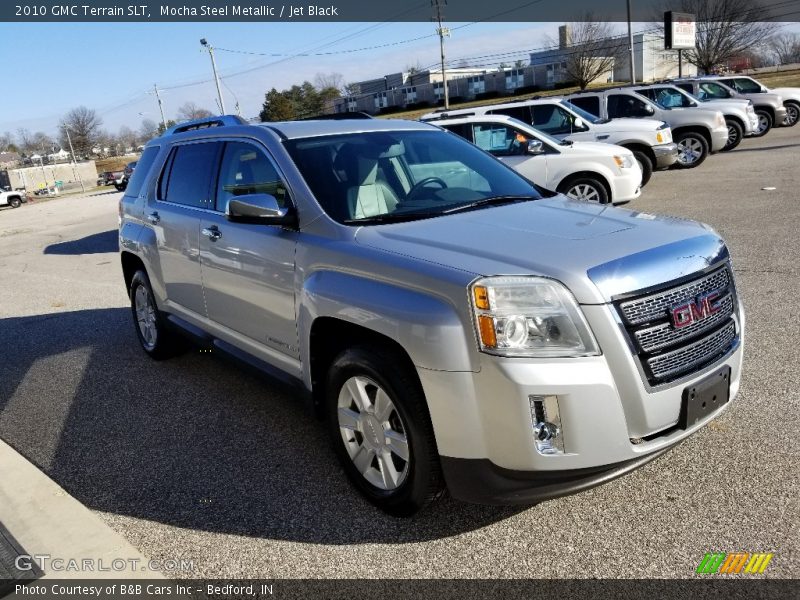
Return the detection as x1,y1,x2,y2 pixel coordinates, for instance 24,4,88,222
64,127,85,193
627,0,636,84
200,38,227,115
153,84,168,131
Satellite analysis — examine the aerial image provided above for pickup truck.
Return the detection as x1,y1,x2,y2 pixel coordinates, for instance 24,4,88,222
565,87,728,169
0,188,26,209
119,115,745,515
421,97,676,186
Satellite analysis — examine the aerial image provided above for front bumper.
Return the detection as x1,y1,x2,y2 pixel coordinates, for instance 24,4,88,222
417,300,744,505
611,169,642,204
710,125,730,153
652,142,679,168
441,445,675,505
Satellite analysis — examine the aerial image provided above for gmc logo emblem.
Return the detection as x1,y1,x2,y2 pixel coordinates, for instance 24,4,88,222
671,291,723,328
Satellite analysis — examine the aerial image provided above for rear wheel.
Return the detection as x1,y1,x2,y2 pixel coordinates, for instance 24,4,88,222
630,150,653,187
129,270,183,360
326,345,444,516
722,119,743,151
752,109,772,137
673,132,709,168
557,176,609,204
8,197,21,208
783,102,799,127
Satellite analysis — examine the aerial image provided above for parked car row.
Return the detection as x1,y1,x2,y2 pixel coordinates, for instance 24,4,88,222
420,75,798,205
96,161,138,191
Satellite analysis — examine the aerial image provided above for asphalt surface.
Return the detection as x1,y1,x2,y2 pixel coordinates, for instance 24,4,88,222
0,127,798,579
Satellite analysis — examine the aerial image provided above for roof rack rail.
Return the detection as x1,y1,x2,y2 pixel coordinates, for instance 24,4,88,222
165,115,247,136
421,111,475,122
298,111,373,121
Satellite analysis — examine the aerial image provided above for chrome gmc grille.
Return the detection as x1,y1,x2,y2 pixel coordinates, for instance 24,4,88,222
615,265,738,385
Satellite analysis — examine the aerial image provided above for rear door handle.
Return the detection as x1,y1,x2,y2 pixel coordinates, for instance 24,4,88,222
202,226,222,242
147,211,160,224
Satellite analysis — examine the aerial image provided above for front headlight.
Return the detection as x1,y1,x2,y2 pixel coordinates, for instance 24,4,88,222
656,123,672,143
746,102,755,114
613,154,635,169
716,113,726,127
470,276,600,357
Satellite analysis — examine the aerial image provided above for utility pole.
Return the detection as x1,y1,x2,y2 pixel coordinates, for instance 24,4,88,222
200,38,226,115
63,127,85,193
627,0,636,84
433,0,450,109
153,84,168,131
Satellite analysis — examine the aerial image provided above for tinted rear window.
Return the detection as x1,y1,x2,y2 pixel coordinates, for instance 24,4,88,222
161,142,221,208
567,96,600,116
124,147,159,197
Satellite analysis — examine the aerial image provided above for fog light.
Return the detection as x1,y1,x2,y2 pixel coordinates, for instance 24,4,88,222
529,395,565,454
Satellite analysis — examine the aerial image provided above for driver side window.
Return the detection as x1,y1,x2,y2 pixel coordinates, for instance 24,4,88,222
214,141,288,212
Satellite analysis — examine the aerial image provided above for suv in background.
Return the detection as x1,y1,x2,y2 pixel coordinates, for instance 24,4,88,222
670,78,785,137
713,75,798,128
632,84,756,151
421,97,676,186
119,115,744,515
565,88,728,169
430,114,642,204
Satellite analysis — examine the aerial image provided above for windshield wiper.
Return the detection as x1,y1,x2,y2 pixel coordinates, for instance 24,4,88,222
343,211,436,225
441,195,538,215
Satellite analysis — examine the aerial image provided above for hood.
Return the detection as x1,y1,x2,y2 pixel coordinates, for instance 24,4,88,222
770,87,800,102
561,140,632,156
354,197,727,304
593,117,665,132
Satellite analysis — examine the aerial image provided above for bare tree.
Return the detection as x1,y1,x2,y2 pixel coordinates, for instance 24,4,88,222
139,118,159,141
658,0,778,74
16,128,35,155
32,132,55,155
59,107,102,158
768,32,800,65
0,132,14,153
546,18,625,90
118,125,138,151
343,82,361,97
176,102,213,121
314,72,345,93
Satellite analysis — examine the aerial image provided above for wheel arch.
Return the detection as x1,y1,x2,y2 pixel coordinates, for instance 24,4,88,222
121,251,146,298
556,170,612,201
672,125,712,149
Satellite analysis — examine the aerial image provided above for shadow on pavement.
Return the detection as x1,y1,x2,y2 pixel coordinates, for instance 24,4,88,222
0,308,523,545
44,230,118,255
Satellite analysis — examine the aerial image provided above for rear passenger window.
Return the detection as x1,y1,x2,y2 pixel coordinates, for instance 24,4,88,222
608,94,650,118
124,146,159,197
215,142,289,211
568,96,600,116
488,106,530,122
159,142,221,208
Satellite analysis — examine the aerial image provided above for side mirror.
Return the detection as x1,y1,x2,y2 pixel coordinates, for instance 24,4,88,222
526,139,545,155
573,117,585,130
644,105,655,116
226,193,296,226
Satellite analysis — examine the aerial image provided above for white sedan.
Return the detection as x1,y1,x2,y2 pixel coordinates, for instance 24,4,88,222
431,114,642,204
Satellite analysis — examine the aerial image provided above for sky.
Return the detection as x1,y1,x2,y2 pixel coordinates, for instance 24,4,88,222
0,21,558,139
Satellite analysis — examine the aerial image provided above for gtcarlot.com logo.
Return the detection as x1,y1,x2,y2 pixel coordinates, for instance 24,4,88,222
15,554,194,573
696,552,773,574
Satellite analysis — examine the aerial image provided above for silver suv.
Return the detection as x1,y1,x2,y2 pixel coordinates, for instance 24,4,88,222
119,115,745,515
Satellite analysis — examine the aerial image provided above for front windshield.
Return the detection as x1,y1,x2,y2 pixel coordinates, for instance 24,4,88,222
560,100,604,124
284,130,541,224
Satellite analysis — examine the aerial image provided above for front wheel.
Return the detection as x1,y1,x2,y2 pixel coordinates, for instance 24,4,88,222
752,109,772,137
8,197,21,208
558,176,609,204
783,102,799,127
673,132,709,168
722,119,743,151
326,345,444,516
630,150,653,187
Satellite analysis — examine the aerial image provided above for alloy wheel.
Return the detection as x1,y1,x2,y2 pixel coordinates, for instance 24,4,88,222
337,375,410,491
134,285,158,350
566,183,601,203
784,104,799,126
756,114,770,135
677,138,704,165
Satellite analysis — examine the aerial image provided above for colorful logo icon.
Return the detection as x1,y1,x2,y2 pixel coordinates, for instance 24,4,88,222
697,552,773,574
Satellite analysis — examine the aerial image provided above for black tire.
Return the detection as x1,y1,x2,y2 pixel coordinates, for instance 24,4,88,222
722,119,743,152
326,344,445,516
129,270,183,360
8,197,21,208
557,176,609,204
752,109,772,137
114,183,126,192
630,150,653,187
783,102,799,127
673,131,709,169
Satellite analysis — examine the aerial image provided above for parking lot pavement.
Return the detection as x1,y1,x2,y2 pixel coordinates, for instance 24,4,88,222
0,127,797,579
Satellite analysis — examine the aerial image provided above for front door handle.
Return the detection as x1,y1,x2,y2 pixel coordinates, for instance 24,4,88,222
596,134,610,140
147,211,160,224
202,226,222,242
